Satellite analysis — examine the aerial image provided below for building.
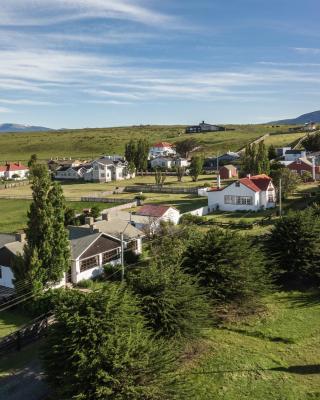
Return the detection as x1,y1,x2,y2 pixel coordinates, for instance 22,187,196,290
55,165,91,180
0,162,29,180
207,174,276,212
0,229,124,289
150,156,189,170
219,164,238,180
204,152,240,170
287,158,320,180
149,142,176,159
136,204,180,225
186,121,225,134
284,150,307,162
275,147,292,157
303,122,317,131
48,159,86,171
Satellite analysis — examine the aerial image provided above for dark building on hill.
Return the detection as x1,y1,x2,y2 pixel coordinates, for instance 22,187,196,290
186,121,226,134
204,151,240,170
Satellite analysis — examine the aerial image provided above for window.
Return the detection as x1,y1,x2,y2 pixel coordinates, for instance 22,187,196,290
224,195,236,204
80,256,99,272
103,248,120,264
268,194,275,203
101,173,105,178
224,195,252,205
127,240,138,251
235,181,240,187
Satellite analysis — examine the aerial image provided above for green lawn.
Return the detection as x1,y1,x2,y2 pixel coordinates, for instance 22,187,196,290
0,199,119,233
184,291,320,400
0,124,294,163
0,310,30,338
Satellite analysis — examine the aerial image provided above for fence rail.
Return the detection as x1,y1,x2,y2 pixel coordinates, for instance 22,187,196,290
81,196,135,204
0,312,54,357
124,185,199,194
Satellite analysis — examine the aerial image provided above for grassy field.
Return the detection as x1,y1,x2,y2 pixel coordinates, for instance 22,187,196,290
185,291,320,400
0,124,296,163
264,131,307,148
0,310,30,338
0,199,119,233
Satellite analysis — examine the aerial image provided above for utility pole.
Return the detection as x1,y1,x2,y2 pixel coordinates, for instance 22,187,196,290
120,232,125,281
279,178,282,216
216,153,219,174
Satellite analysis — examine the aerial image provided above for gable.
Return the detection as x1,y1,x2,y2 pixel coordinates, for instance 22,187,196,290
79,235,120,260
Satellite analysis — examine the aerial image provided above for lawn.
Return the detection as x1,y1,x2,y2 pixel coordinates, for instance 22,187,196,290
0,199,119,233
0,124,293,163
0,310,30,338
184,291,320,400
264,131,306,148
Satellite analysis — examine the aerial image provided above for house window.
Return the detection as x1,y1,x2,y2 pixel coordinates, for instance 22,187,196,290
101,173,105,178
236,196,253,205
80,256,99,272
268,194,275,203
235,181,240,187
103,248,120,264
127,240,138,251
224,195,236,204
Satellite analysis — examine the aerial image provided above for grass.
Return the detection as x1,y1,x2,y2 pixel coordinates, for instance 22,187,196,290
184,291,320,400
0,199,119,233
264,131,306,148
0,124,295,163
0,310,30,338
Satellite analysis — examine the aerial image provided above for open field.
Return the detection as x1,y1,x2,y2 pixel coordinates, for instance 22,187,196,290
0,199,119,233
186,291,320,400
0,124,296,163
264,131,307,148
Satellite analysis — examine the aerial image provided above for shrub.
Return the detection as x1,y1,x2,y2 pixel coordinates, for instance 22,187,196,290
179,213,204,225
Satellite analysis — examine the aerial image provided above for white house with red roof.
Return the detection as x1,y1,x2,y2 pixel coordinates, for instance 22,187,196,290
0,162,29,180
207,174,276,212
135,204,180,233
149,142,176,159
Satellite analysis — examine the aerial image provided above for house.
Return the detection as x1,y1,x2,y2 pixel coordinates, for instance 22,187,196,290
0,229,123,289
0,162,29,180
150,156,189,170
136,204,180,225
284,149,307,162
48,159,86,172
303,122,317,131
55,165,91,180
149,142,176,159
275,147,292,157
207,174,276,212
83,156,133,183
186,121,225,134
219,164,238,180
70,214,145,255
287,158,320,180
204,152,240,170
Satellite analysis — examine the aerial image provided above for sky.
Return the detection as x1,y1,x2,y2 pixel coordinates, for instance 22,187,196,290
0,0,319,128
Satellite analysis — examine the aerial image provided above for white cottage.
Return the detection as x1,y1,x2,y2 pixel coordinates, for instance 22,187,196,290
149,142,176,159
84,157,133,183
207,174,276,212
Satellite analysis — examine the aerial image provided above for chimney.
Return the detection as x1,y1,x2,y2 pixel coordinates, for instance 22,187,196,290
247,174,251,179
84,216,94,226
312,157,316,181
15,232,26,242
102,213,109,221
217,174,221,189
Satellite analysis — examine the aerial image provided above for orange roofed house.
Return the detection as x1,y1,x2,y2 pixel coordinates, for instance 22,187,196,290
0,162,29,180
149,142,176,159
207,174,276,212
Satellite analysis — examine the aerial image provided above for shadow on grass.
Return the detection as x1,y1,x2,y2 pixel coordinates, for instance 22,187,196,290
274,291,320,309
220,326,295,344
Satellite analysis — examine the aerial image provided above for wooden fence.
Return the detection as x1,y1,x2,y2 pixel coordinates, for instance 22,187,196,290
81,196,135,204
124,185,199,194
0,312,54,357
0,180,30,191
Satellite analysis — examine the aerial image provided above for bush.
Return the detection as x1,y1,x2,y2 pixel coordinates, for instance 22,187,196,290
181,228,269,305
41,285,185,399
128,262,211,339
179,213,205,225
103,263,122,282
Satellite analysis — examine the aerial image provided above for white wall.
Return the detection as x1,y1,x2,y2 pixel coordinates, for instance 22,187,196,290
186,206,209,216
0,265,14,288
208,182,260,212
162,208,180,224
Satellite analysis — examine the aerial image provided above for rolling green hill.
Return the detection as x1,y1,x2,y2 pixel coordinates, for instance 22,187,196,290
0,124,299,162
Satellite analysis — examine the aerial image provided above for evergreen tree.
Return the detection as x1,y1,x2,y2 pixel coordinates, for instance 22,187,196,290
42,285,184,399
175,138,198,158
124,139,137,165
181,228,269,304
136,139,149,172
189,155,204,182
256,141,270,175
128,262,210,339
268,144,277,160
27,153,38,169
266,209,320,287
176,166,185,182
270,168,301,199
241,143,257,176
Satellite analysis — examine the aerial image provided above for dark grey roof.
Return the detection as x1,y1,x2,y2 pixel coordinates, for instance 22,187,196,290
286,150,305,154
0,234,15,249
68,229,101,259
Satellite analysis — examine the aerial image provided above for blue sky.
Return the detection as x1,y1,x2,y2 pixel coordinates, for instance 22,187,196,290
0,0,319,128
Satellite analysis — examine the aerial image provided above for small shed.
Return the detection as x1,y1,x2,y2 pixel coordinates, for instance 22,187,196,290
219,164,238,180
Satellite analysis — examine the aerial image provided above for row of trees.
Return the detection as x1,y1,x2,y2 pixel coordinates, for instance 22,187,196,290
125,139,149,172
241,141,270,176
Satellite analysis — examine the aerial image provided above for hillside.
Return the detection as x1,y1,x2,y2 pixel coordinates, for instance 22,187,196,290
0,124,296,162
270,110,320,125
0,123,52,133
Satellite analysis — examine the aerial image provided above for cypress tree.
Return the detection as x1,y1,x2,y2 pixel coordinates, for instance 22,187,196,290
42,285,185,399
181,228,269,305
189,155,204,182
256,141,270,175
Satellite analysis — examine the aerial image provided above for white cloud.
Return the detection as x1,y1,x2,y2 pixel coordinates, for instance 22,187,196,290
294,47,320,55
0,0,173,26
0,106,11,113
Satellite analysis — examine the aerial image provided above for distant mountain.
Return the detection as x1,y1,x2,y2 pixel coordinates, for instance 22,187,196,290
0,123,52,133
270,110,320,125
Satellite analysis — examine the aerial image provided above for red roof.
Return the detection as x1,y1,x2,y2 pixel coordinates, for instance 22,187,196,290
136,204,176,218
5,163,29,172
153,142,173,148
239,174,272,192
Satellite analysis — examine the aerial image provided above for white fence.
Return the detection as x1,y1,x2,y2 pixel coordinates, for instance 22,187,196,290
184,206,209,217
